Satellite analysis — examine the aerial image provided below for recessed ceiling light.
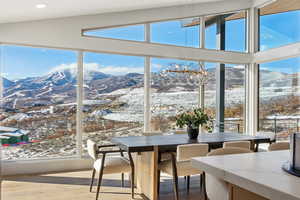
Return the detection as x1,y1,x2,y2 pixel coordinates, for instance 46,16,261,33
36,4,47,9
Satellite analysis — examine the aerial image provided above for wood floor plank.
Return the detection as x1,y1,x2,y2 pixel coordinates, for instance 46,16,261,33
2,171,205,200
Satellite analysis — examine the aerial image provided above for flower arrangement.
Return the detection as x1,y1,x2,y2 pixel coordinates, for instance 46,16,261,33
176,108,213,132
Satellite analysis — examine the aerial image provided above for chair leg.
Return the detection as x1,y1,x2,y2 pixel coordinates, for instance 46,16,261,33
186,175,190,193
128,151,135,199
172,173,179,200
255,143,259,152
202,172,208,200
121,173,124,187
90,169,96,192
200,173,205,199
96,154,106,200
171,153,179,200
157,170,161,196
131,171,135,199
200,173,203,193
157,151,161,196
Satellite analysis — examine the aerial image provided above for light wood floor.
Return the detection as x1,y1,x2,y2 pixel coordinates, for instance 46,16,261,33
2,170,204,200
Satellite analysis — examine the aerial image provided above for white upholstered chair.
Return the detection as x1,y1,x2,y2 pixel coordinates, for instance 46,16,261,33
268,142,290,151
257,131,276,143
223,141,251,150
205,147,252,200
158,144,209,200
255,131,277,151
87,139,134,200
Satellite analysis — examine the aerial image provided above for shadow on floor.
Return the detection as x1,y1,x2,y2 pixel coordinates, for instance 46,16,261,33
4,175,131,188
4,174,204,199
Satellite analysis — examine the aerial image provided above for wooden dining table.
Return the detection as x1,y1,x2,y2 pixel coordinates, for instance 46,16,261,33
111,132,271,200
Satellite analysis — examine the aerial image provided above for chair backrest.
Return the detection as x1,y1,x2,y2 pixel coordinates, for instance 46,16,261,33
177,144,209,161
223,141,251,150
257,131,276,142
268,142,290,151
87,139,97,160
207,147,252,156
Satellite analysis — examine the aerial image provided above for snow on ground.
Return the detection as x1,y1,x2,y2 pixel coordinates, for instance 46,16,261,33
104,112,144,122
260,86,300,100
59,99,112,106
102,86,300,123
36,87,53,97
3,113,30,122
12,98,18,109
266,115,300,119
4,91,26,99
90,109,112,117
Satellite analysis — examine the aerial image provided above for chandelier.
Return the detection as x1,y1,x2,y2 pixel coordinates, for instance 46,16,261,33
159,63,209,85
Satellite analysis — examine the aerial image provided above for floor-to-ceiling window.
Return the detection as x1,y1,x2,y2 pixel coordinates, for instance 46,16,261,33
0,9,253,162
0,45,77,160
258,0,300,139
203,11,246,132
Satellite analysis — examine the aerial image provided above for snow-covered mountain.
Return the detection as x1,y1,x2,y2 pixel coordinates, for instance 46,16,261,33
1,66,298,109
2,77,15,88
2,68,110,108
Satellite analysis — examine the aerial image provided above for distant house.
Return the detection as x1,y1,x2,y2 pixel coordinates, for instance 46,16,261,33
0,126,30,145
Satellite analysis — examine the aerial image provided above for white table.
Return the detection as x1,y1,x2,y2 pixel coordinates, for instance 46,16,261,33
192,150,300,200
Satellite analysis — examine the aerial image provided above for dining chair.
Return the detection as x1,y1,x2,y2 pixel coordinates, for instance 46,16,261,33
207,147,252,156
255,131,277,151
87,139,134,200
159,130,186,160
257,131,276,143
205,147,252,200
158,144,209,200
223,141,251,150
268,142,290,151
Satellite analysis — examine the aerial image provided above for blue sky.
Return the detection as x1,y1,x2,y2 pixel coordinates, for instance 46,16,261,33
1,11,300,80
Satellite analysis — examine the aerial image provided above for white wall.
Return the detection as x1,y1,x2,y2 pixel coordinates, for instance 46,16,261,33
1,157,93,176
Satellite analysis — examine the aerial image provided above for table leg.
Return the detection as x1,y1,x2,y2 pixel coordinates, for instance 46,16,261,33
136,146,159,200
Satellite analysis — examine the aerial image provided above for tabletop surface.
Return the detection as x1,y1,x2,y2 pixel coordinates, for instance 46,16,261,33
192,150,300,200
111,133,270,152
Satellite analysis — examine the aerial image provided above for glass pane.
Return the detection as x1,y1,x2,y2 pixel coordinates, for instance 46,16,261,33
204,63,245,133
150,58,201,132
259,57,300,141
204,62,217,117
82,52,144,154
1,45,77,160
225,17,246,52
84,24,145,42
205,11,246,52
259,0,300,51
205,24,217,50
224,64,245,132
151,18,200,48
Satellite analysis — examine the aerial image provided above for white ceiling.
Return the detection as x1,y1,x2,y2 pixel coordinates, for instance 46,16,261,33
0,0,223,24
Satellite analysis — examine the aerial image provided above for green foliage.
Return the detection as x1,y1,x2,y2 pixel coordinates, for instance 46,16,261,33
176,108,213,131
